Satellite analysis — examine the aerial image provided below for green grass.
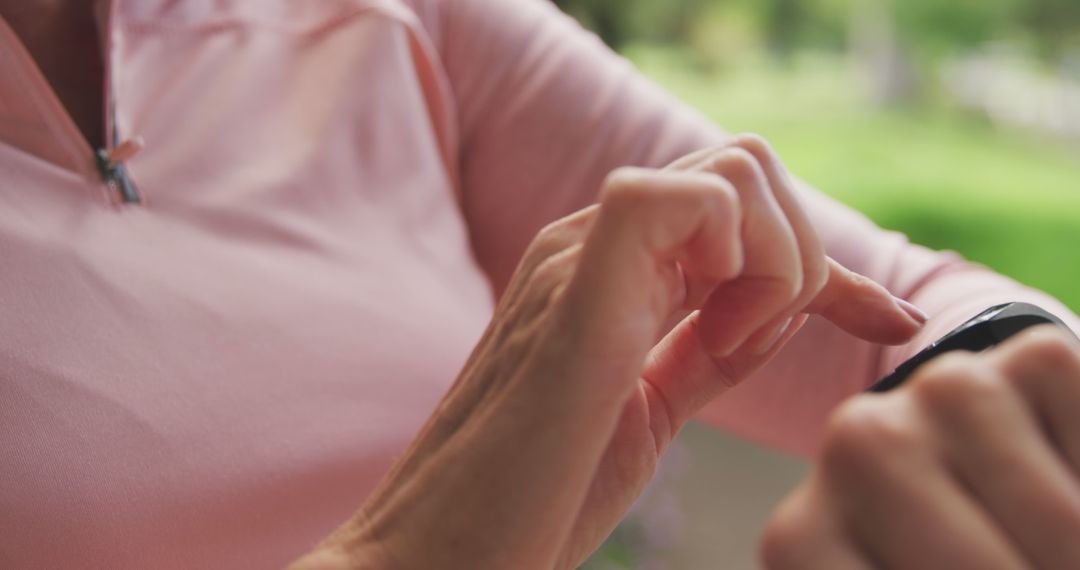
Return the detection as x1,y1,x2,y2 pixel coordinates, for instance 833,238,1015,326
625,45,1080,313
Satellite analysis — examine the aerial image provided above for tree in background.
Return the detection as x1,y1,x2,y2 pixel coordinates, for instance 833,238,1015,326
762,0,804,62
553,0,704,50
1022,0,1080,68
554,0,1079,67
553,0,626,49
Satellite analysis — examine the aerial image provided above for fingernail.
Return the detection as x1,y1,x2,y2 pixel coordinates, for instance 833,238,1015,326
894,297,929,325
753,317,793,355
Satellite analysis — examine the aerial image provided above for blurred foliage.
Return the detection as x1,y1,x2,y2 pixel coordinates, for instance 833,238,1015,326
555,0,1080,65
549,0,1080,312
1022,0,1080,59
627,45,1080,313
553,0,679,48
891,0,1018,63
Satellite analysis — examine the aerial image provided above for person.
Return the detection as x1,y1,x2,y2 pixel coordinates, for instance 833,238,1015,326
0,1,1076,569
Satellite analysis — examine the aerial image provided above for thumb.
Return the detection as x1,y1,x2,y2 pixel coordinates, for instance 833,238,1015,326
640,311,809,446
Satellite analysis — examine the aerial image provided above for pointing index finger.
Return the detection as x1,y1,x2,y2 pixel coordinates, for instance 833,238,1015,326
806,258,927,345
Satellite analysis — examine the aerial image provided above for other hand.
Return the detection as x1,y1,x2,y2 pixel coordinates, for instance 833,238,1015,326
762,325,1080,569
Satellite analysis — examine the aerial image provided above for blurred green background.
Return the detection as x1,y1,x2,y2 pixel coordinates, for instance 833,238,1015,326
560,0,1080,567
559,0,1080,313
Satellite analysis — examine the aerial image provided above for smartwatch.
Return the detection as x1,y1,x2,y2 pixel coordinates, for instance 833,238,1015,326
868,302,1077,393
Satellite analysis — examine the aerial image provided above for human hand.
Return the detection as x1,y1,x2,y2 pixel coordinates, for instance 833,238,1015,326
762,325,1080,569
292,135,926,569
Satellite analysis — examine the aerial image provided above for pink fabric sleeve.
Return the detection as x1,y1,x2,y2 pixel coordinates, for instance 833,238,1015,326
415,0,1080,455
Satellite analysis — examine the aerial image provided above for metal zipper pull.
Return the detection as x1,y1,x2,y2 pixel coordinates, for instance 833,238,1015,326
95,137,143,204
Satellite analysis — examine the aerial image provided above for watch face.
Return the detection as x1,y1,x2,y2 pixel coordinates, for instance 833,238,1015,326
868,302,1075,393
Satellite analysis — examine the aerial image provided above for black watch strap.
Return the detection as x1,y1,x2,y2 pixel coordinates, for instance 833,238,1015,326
868,302,1076,393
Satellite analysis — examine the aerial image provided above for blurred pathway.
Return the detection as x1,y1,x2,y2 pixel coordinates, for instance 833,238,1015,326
665,424,808,569
944,50,1080,143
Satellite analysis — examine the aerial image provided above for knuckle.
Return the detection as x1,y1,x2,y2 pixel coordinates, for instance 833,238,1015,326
910,352,1003,413
821,396,915,476
533,217,564,243
846,270,876,292
601,167,651,203
712,147,764,187
699,175,740,216
732,133,776,163
601,169,743,241
994,326,1080,396
599,169,661,225
664,144,721,172
523,223,563,261
521,220,575,269
529,246,579,290
1008,326,1080,369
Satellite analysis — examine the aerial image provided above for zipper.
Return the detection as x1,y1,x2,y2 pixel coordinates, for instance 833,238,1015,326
95,147,141,204
0,3,142,205
95,94,142,205
99,0,142,205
